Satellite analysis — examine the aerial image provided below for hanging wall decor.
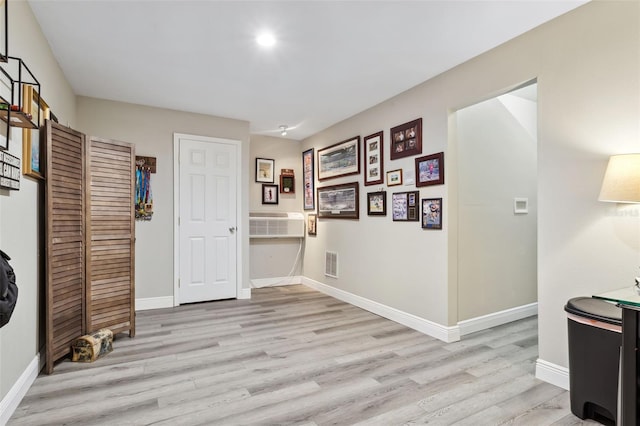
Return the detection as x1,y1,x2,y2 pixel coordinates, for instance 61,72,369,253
280,168,295,193
0,150,19,190
22,85,49,179
390,118,422,160
302,148,315,210
135,155,155,220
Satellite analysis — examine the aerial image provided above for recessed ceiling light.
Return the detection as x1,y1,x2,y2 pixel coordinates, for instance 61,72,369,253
256,33,276,47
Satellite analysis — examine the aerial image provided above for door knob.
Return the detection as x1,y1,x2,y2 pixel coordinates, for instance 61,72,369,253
229,226,236,233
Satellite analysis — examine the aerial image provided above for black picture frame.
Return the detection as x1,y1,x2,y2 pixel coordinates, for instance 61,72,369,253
422,198,443,229
367,191,387,216
261,184,279,204
255,157,275,183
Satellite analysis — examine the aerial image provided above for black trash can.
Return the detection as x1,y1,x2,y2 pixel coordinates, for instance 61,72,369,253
565,297,622,425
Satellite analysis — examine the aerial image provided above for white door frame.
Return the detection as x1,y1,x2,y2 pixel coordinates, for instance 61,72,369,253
173,132,243,307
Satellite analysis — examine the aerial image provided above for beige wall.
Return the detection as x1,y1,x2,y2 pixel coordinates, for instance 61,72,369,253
0,0,76,405
2,0,639,411
302,1,640,373
250,134,303,212
76,97,251,301
249,134,305,281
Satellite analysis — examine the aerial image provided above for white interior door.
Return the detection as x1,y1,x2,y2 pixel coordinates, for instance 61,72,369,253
177,135,238,303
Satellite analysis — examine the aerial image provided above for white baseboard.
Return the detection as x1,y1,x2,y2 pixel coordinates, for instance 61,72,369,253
251,276,303,288
457,302,538,336
536,358,569,390
135,296,174,311
302,277,460,343
238,287,251,299
0,354,39,425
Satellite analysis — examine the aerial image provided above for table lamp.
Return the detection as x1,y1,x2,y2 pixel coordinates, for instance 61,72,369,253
598,153,640,292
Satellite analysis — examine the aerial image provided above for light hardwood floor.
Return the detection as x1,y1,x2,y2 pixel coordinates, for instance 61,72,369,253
10,285,600,425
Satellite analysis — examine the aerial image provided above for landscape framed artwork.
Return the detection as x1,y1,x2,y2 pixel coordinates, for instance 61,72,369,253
415,152,444,187
390,118,422,160
387,169,402,186
422,198,443,229
392,190,420,222
317,136,360,181
302,148,315,210
367,191,387,216
363,131,383,186
262,184,279,204
256,157,275,183
317,181,359,219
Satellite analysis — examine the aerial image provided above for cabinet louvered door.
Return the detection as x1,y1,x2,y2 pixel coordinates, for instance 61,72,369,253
45,121,86,374
85,136,135,336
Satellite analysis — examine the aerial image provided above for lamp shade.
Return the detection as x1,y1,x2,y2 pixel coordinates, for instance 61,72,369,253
598,154,640,203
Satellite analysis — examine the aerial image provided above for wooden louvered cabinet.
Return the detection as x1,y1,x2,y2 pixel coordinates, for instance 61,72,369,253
45,121,86,374
44,123,135,373
85,136,135,336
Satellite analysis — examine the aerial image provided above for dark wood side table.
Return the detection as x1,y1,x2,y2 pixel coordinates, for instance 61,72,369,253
594,287,640,425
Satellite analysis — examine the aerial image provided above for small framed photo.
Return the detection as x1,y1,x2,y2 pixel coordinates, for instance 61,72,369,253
307,214,317,235
367,191,387,216
363,131,384,186
422,198,442,229
392,190,420,222
262,184,279,204
415,152,444,187
390,118,422,160
387,169,403,186
256,157,275,183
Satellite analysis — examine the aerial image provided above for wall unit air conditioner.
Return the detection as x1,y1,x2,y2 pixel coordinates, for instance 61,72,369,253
249,212,305,238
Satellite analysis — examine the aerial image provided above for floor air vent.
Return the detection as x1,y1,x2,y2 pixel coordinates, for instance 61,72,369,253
325,251,338,278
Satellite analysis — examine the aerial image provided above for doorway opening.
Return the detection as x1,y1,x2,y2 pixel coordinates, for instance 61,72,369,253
455,82,538,331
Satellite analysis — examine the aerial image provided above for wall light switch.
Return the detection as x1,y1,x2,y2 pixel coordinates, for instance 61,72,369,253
514,198,528,214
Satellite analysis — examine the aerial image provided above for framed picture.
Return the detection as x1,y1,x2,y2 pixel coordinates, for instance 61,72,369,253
422,198,443,229
387,169,402,186
367,191,387,216
261,184,279,204
307,214,317,235
390,118,422,160
363,131,383,186
415,152,444,187
0,120,7,151
317,136,360,181
302,148,315,210
255,157,275,183
392,190,420,222
22,85,49,179
280,168,295,193
317,181,359,219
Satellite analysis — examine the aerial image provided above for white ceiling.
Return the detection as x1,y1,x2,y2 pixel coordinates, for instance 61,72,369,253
28,0,587,140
